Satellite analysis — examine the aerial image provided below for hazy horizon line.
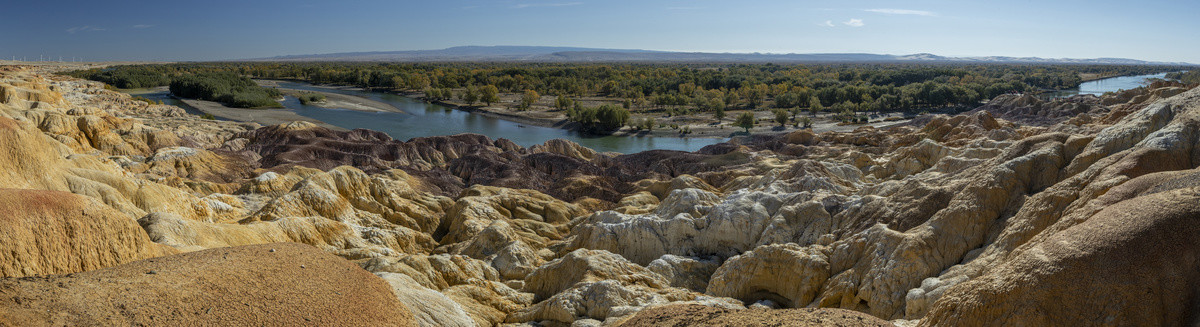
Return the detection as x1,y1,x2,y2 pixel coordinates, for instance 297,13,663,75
246,45,1196,65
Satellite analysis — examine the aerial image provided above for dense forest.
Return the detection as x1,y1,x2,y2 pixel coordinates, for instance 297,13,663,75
68,62,1184,114
1167,70,1200,84
72,68,171,89
169,73,283,108
230,62,1180,112
67,67,283,108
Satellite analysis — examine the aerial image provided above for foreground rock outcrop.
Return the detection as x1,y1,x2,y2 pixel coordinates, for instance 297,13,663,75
0,189,176,278
2,64,1200,326
618,304,893,327
0,243,415,326
922,177,1200,326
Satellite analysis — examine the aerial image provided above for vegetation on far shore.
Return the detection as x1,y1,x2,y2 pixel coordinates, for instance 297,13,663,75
227,61,1180,113
169,72,283,108
67,62,1187,132
67,68,283,109
297,92,326,105
565,103,630,132
1167,70,1200,84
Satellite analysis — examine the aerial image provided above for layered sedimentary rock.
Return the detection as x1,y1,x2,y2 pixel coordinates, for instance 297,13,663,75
232,115,753,204
361,253,533,326
3,64,1200,326
510,249,698,324
0,189,175,278
921,186,1200,326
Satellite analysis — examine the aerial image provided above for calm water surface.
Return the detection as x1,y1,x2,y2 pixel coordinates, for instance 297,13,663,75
274,81,726,153
120,72,1180,152
1048,72,1173,98
120,87,213,118
123,82,726,153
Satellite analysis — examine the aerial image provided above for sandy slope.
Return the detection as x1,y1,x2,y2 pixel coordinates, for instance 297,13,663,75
0,243,415,326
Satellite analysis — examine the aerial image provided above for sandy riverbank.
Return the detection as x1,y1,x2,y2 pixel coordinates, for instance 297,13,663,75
143,80,412,131
430,95,910,138
110,85,331,129
256,80,406,114
259,79,911,139
178,98,347,131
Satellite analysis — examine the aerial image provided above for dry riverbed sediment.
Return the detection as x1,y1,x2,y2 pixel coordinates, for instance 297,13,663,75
177,98,345,131
175,81,413,131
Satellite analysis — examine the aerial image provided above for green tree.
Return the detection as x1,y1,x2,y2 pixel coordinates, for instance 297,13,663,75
723,91,739,109
462,86,479,105
734,112,755,133
481,85,500,106
555,95,573,110
520,89,540,110
775,92,799,108
714,105,726,121
641,117,656,131
742,84,768,107
594,104,630,130
773,109,790,126
566,104,629,132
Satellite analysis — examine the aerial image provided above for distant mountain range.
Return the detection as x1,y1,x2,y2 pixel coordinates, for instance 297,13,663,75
248,46,1195,65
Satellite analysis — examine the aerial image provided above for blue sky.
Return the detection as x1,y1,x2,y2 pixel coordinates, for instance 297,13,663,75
2,0,1197,63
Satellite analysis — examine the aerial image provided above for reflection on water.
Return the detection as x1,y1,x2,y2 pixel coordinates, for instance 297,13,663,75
273,81,726,153
119,83,725,153
119,72,1183,153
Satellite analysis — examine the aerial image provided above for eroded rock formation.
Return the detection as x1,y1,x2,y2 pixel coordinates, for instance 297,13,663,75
0,243,416,326
2,64,1200,326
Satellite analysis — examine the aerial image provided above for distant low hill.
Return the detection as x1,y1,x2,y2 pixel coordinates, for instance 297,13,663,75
248,46,1195,65
258,46,663,62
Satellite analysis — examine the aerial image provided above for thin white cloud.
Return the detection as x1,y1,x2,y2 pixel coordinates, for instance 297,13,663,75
843,18,864,27
66,26,105,34
865,8,936,16
819,20,835,27
513,2,582,8
132,24,153,29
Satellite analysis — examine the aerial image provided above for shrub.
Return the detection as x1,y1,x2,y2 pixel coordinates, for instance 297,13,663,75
567,104,630,132
773,109,790,126
734,112,755,133
298,93,326,105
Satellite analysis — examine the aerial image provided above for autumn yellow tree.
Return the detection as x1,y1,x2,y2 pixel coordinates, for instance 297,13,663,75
520,90,540,110
481,85,500,106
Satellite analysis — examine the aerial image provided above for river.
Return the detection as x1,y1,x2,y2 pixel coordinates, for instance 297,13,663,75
123,72,1174,153
1047,72,1173,98
122,82,725,154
